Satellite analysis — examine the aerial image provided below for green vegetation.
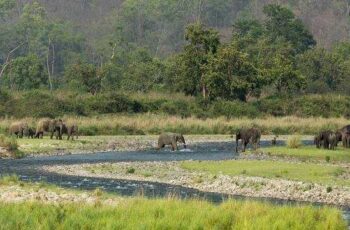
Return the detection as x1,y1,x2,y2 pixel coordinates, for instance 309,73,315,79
181,160,350,187
0,175,346,229
0,134,24,158
2,90,350,119
287,135,303,149
0,200,345,230
262,146,350,163
1,2,350,120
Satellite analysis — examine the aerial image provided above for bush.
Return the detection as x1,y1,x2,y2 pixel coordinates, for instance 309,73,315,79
287,135,302,149
0,135,18,151
0,135,23,158
5,90,64,118
160,101,191,118
209,100,259,118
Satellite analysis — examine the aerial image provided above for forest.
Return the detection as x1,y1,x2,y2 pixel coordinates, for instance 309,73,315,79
1,0,350,118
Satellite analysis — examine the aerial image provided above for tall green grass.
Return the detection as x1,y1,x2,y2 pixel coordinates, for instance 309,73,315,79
0,199,345,230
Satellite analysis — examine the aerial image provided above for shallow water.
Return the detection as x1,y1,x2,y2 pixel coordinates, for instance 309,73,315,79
0,140,348,226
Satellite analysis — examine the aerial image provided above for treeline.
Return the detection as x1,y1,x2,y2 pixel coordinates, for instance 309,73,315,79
1,2,350,116
1,90,350,119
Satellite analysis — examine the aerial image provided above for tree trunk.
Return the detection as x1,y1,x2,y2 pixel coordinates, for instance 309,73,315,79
0,43,24,79
47,38,53,91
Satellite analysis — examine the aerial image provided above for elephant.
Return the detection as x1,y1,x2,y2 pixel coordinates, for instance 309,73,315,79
318,130,333,149
9,121,28,138
339,125,350,148
35,119,64,139
24,127,35,139
318,130,338,150
271,135,278,146
235,128,261,152
157,133,186,151
328,133,338,150
314,135,322,148
344,133,350,148
62,124,79,140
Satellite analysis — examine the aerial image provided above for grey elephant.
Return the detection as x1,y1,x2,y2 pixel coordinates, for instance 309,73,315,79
24,127,35,139
35,118,64,139
328,133,338,150
318,130,338,150
157,133,186,151
9,121,28,138
235,128,261,152
314,134,322,148
344,133,350,148
62,124,79,140
339,125,350,148
318,130,332,149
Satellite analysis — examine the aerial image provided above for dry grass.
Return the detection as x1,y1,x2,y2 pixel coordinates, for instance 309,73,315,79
0,115,349,135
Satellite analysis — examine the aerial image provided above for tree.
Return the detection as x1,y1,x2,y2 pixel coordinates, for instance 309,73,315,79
64,61,101,95
298,48,347,93
175,23,220,98
263,4,316,53
203,44,260,101
2,54,47,90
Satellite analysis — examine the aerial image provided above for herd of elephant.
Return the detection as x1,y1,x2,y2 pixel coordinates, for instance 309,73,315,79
8,120,350,151
314,125,350,150
157,125,350,152
9,119,78,140
156,129,261,152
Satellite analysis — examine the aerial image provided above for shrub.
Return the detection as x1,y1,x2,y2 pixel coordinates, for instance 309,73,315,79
127,168,135,174
325,156,331,162
287,135,302,149
326,186,333,193
160,101,191,118
0,135,18,151
5,90,64,118
209,100,259,118
0,135,23,158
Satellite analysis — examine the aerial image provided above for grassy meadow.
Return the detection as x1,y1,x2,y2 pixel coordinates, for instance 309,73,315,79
0,115,349,136
0,200,346,230
181,160,350,187
0,175,346,230
261,146,350,163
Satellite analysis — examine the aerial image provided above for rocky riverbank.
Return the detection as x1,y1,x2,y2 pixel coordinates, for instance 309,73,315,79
0,183,123,206
42,161,350,207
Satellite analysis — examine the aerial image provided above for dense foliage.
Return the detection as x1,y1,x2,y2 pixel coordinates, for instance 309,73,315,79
1,1,350,117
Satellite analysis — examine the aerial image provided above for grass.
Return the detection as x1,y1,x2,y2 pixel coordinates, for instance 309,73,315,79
0,175,346,229
0,135,24,158
181,160,350,187
287,135,303,149
261,146,350,162
0,199,345,230
0,115,350,135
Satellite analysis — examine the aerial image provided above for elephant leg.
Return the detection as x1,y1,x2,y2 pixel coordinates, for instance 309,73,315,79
50,132,54,139
242,141,247,152
171,142,177,151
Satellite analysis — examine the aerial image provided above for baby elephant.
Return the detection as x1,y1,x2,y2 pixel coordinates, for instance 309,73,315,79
25,127,36,139
157,133,186,151
62,124,79,140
